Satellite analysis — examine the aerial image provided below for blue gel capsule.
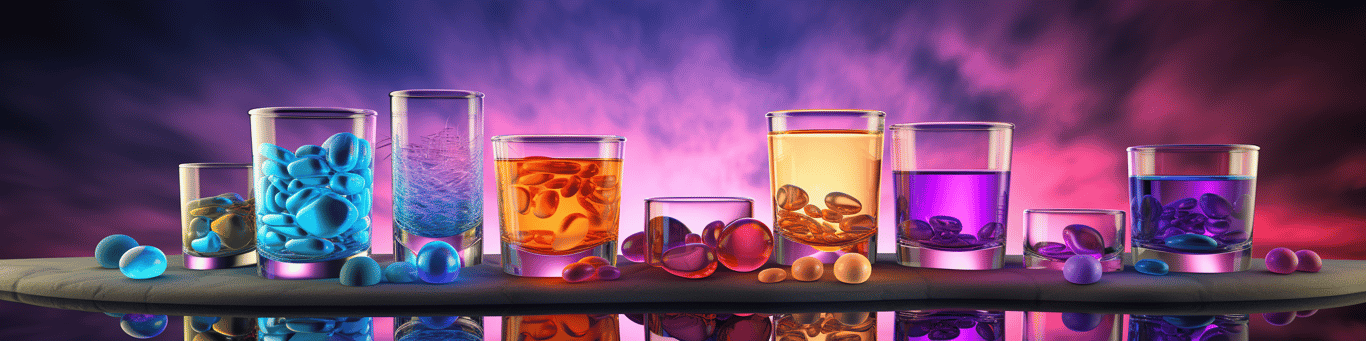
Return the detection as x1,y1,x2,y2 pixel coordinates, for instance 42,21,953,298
272,193,289,212
120,314,168,339
287,157,330,178
119,246,167,279
323,132,361,172
356,137,373,168
294,144,326,158
285,317,337,333
330,173,365,195
191,232,223,253
1164,233,1219,251
268,224,308,238
385,262,421,283
297,193,358,238
350,189,372,217
261,143,297,164
1135,259,1169,275
261,231,287,250
190,316,220,333
261,214,294,226
285,237,335,256
297,176,329,187
417,241,461,284
339,256,382,287
285,188,324,214
96,234,139,269
261,159,290,179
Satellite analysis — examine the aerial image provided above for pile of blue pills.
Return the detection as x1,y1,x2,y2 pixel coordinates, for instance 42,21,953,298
256,132,373,260
259,317,371,340
96,234,167,280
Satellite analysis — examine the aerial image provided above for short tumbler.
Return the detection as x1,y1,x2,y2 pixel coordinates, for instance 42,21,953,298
644,197,754,267
391,89,484,267
494,135,625,277
767,110,884,265
250,107,377,279
180,163,256,269
1024,209,1125,272
891,122,1014,270
1129,144,1258,273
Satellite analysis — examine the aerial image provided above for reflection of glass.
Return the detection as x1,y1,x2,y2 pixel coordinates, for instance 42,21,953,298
185,316,256,340
493,135,625,277
895,310,1003,341
395,316,483,341
1128,315,1248,341
179,163,257,269
1129,144,1259,273
644,197,754,267
503,315,619,341
259,317,372,340
767,110,885,265
1023,209,1126,272
890,122,1013,270
250,107,377,279
646,313,772,341
775,312,876,341
392,90,485,267
1023,312,1120,341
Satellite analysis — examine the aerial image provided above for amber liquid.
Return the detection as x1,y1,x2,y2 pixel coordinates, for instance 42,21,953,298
768,130,882,249
504,315,620,341
497,157,622,255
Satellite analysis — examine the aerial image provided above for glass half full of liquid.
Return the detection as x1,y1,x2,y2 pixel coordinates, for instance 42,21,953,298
1129,144,1259,273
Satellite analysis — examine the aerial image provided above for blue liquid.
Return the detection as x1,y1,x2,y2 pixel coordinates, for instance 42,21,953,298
1130,175,1255,254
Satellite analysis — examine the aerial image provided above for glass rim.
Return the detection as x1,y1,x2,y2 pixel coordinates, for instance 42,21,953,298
179,162,252,169
491,134,626,143
1023,208,1125,215
390,89,485,99
645,196,755,203
248,107,377,118
888,122,1014,131
1127,144,1260,153
765,109,886,118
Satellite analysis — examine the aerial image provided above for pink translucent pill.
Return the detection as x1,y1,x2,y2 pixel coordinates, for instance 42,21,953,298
1295,249,1322,273
685,233,704,244
701,220,725,247
620,232,647,262
596,265,621,281
1265,247,1298,274
717,218,774,272
562,262,597,282
661,243,718,279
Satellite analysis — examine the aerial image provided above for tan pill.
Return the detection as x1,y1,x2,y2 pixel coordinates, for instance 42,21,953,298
791,256,824,282
833,253,871,284
758,268,787,283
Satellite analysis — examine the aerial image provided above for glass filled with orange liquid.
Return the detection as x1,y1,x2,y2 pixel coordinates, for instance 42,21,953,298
767,110,884,265
492,135,625,276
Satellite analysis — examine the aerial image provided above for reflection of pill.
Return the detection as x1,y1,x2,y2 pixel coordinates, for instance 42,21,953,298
791,257,823,282
757,268,787,283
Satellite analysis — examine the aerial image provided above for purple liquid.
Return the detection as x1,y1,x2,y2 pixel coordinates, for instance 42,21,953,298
895,171,1010,250
1128,315,1248,341
896,310,1004,341
1130,176,1255,253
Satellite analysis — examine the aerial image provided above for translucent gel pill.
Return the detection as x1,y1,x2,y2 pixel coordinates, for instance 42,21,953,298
119,246,167,280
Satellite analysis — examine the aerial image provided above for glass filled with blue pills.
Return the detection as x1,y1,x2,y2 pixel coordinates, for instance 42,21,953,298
1129,144,1259,273
250,107,377,279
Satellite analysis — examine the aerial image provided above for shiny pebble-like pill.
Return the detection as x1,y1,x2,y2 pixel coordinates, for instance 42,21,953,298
119,246,167,279
832,253,871,284
191,232,222,253
716,218,774,273
1063,256,1101,285
790,256,824,282
1164,233,1219,251
757,268,786,283
1265,247,1298,274
620,232,647,262
96,234,139,269
1296,249,1322,272
416,241,461,284
1062,224,1106,256
384,262,421,283
121,314,168,339
562,262,597,282
596,266,621,281
1134,259,1169,275
339,256,382,287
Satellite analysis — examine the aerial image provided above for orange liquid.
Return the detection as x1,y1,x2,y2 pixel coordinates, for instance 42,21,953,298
504,315,620,341
497,157,622,255
768,129,882,249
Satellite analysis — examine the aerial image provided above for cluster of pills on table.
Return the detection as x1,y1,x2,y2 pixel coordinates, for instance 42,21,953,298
260,317,372,341
342,241,464,286
624,217,775,279
95,234,167,279
756,254,871,285
184,192,254,254
1264,248,1321,274
256,132,373,260
562,256,621,282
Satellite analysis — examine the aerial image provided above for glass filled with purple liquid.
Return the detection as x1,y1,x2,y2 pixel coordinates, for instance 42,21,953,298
890,122,1013,270
1129,144,1258,273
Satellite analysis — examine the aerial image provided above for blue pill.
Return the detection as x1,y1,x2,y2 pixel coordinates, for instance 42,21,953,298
119,246,166,279
1060,312,1102,332
1063,255,1102,285
268,224,308,238
262,214,294,226
338,317,371,334
285,237,335,256
297,192,359,238
120,314,168,339
1162,315,1215,329
295,144,326,158
420,316,458,329
1164,233,1219,251
261,143,297,163
287,156,329,179
323,132,361,172
286,188,324,214
96,234,139,269
298,175,329,186
416,241,461,284
273,193,290,212
191,232,223,253
261,159,291,179
261,231,287,250
190,316,220,333
285,317,337,333
340,256,382,287
1135,259,1169,275
385,261,421,283
356,137,373,168
188,217,211,238
350,189,373,217
330,173,366,195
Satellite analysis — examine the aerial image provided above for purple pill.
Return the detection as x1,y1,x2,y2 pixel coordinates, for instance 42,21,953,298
1262,311,1295,326
1218,230,1249,244
1295,309,1318,317
562,262,597,282
1063,224,1106,256
928,216,963,234
1265,247,1298,274
620,232,647,262
701,220,725,247
1167,198,1197,210
977,222,1004,241
902,219,935,241
1061,313,1102,332
596,265,621,281
1063,256,1102,284
1199,193,1233,219
1034,241,1067,255
1206,219,1232,234
1296,249,1322,272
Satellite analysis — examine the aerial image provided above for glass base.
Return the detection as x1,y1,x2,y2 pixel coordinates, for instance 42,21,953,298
773,234,875,265
184,250,257,270
1133,245,1251,273
896,243,1003,270
257,252,369,279
1023,253,1124,272
502,242,616,277
394,228,482,267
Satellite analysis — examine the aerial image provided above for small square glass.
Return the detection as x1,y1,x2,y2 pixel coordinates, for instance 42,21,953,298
1023,209,1125,272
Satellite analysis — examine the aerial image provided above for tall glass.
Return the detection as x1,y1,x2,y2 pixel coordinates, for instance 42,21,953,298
644,197,753,267
391,90,485,267
1128,144,1259,273
493,135,625,277
179,163,256,269
250,107,377,279
767,110,884,265
890,122,1013,270
1023,312,1121,341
